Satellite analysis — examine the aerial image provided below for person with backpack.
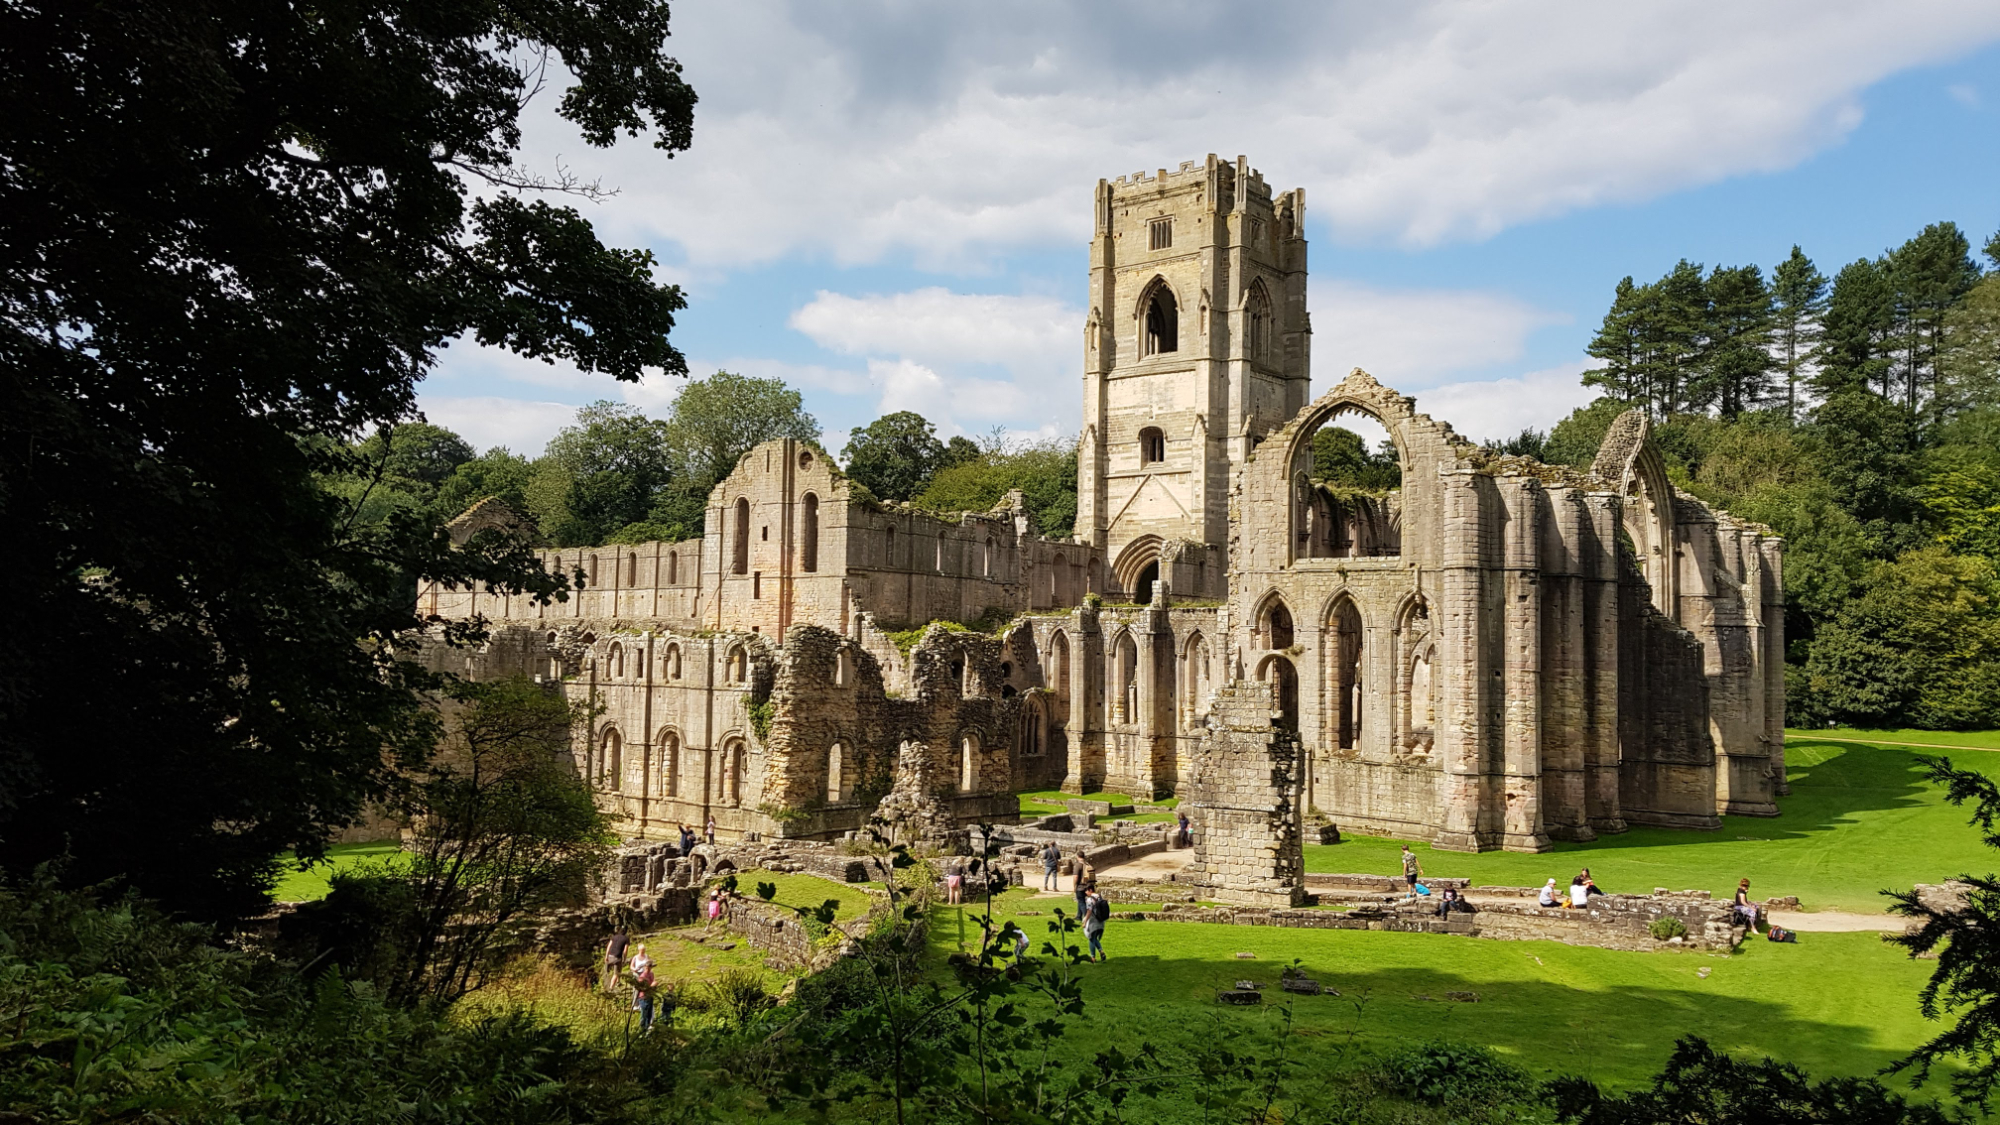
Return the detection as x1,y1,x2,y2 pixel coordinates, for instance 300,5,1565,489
1084,889,1110,962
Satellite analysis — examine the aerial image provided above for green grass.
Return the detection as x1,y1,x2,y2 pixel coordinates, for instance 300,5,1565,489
1305,736,2000,913
1804,728,2000,750
735,868,876,922
932,892,1952,1096
272,840,403,902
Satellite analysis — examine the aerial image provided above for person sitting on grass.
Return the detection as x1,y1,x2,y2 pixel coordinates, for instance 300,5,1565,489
1538,878,1560,908
1734,878,1760,929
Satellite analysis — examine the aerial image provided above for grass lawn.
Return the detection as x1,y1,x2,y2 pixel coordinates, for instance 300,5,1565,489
734,868,876,922
931,890,1953,1098
271,840,403,902
1305,735,2000,913
1805,728,2000,751
1016,788,1181,824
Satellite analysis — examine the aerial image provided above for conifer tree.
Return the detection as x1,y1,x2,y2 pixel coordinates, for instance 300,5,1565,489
1696,264,1774,418
1770,246,1828,421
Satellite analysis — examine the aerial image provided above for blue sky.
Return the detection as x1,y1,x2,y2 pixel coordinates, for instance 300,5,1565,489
419,2,2000,456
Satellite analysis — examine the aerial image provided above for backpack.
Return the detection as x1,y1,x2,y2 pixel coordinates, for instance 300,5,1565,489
1090,895,1110,923
1767,926,1796,943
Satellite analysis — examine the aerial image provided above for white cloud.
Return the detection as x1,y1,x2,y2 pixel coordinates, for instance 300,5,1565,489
1409,361,1598,443
515,1,2000,267
1949,82,1981,107
1312,280,1565,387
417,395,581,455
788,288,1079,433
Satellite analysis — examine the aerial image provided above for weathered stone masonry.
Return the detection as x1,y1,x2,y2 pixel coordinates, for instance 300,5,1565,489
419,154,1785,873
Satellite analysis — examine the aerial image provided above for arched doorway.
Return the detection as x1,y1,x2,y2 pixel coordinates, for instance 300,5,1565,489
1329,599,1364,750
1260,656,1299,731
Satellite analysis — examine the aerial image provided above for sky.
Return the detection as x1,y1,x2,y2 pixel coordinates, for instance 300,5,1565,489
418,1,2000,458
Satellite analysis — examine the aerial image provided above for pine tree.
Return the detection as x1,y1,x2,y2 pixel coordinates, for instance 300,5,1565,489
1582,276,1646,407
1770,246,1827,422
1816,257,1898,400
1889,222,1983,418
1696,264,1774,418
1642,260,1711,417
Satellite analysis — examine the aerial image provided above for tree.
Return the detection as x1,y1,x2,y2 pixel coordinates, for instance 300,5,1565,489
526,401,673,546
843,411,974,502
916,435,1079,538
663,370,821,490
1770,246,1828,421
1583,277,1647,407
376,676,610,1006
1889,222,1983,418
1549,1035,1952,1124
433,447,536,522
1885,756,2000,1109
0,0,694,918
1694,264,1774,418
1817,258,1899,399
1483,428,1549,461
1802,549,2000,730
1311,427,1401,490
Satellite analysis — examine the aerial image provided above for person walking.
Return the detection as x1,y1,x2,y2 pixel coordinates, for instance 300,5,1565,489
602,925,629,993
1072,851,1094,921
1400,844,1423,898
704,888,723,931
1084,889,1110,962
1040,841,1062,891
945,857,965,904
629,944,656,1034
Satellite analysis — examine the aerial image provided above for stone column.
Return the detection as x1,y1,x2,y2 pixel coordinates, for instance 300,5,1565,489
1582,492,1627,834
1539,487,1594,841
1063,603,1105,794
1499,476,1551,851
1186,679,1305,907
1433,469,1488,851
1760,535,1788,796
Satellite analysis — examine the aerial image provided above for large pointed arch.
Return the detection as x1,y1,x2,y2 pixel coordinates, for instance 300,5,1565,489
1135,275,1180,356
1593,409,1679,613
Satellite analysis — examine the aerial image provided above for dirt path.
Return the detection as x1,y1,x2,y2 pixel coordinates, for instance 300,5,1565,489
1767,909,1903,933
1022,848,1196,898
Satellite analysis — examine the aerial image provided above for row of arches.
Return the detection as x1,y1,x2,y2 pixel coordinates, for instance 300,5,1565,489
1251,590,1436,753
592,640,747,685
1134,276,1276,364
554,548,692,589
592,727,749,806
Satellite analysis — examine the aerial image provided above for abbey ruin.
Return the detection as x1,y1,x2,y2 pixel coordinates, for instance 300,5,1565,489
422,155,1787,867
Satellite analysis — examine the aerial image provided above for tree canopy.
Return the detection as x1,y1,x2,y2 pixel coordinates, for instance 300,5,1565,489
0,0,696,917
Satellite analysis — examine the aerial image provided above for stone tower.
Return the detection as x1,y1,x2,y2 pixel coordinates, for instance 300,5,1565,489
1076,155,1310,601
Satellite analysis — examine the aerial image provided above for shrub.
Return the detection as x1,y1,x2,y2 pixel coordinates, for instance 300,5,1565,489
1650,917,1690,941
707,967,772,1026
1380,1040,1533,1105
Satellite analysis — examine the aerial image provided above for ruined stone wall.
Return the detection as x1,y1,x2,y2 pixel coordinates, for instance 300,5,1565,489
1186,680,1304,907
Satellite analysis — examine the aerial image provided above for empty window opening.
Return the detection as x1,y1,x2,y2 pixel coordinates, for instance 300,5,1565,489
731,498,750,574
1049,632,1072,723
1295,408,1403,560
1148,217,1172,250
886,525,897,566
799,450,814,469
801,493,819,572
983,537,994,577
1266,658,1299,731
1143,285,1178,355
588,554,599,586
1262,600,1294,650
600,727,623,792
761,525,768,541
1133,561,1159,605
668,552,678,584
753,572,761,600
1113,633,1138,725
1138,426,1165,465
1331,600,1364,750
834,648,852,687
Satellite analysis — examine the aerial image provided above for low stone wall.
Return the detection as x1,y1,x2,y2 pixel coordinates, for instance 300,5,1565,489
1135,889,1742,953
1064,798,1134,818
1082,836,1170,871
1305,873,1470,895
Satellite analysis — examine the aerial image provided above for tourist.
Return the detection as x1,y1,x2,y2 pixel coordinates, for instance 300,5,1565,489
1575,868,1604,897
704,888,723,931
704,816,717,846
1537,878,1559,908
1040,841,1062,891
629,943,656,1033
1568,875,1591,909
602,925,629,993
1072,853,1094,921
1176,810,1192,849
1734,878,1760,929
1013,924,1032,961
678,823,696,855
1435,886,1466,919
1400,844,1423,897
945,857,965,904
1084,890,1110,961
657,978,678,1031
